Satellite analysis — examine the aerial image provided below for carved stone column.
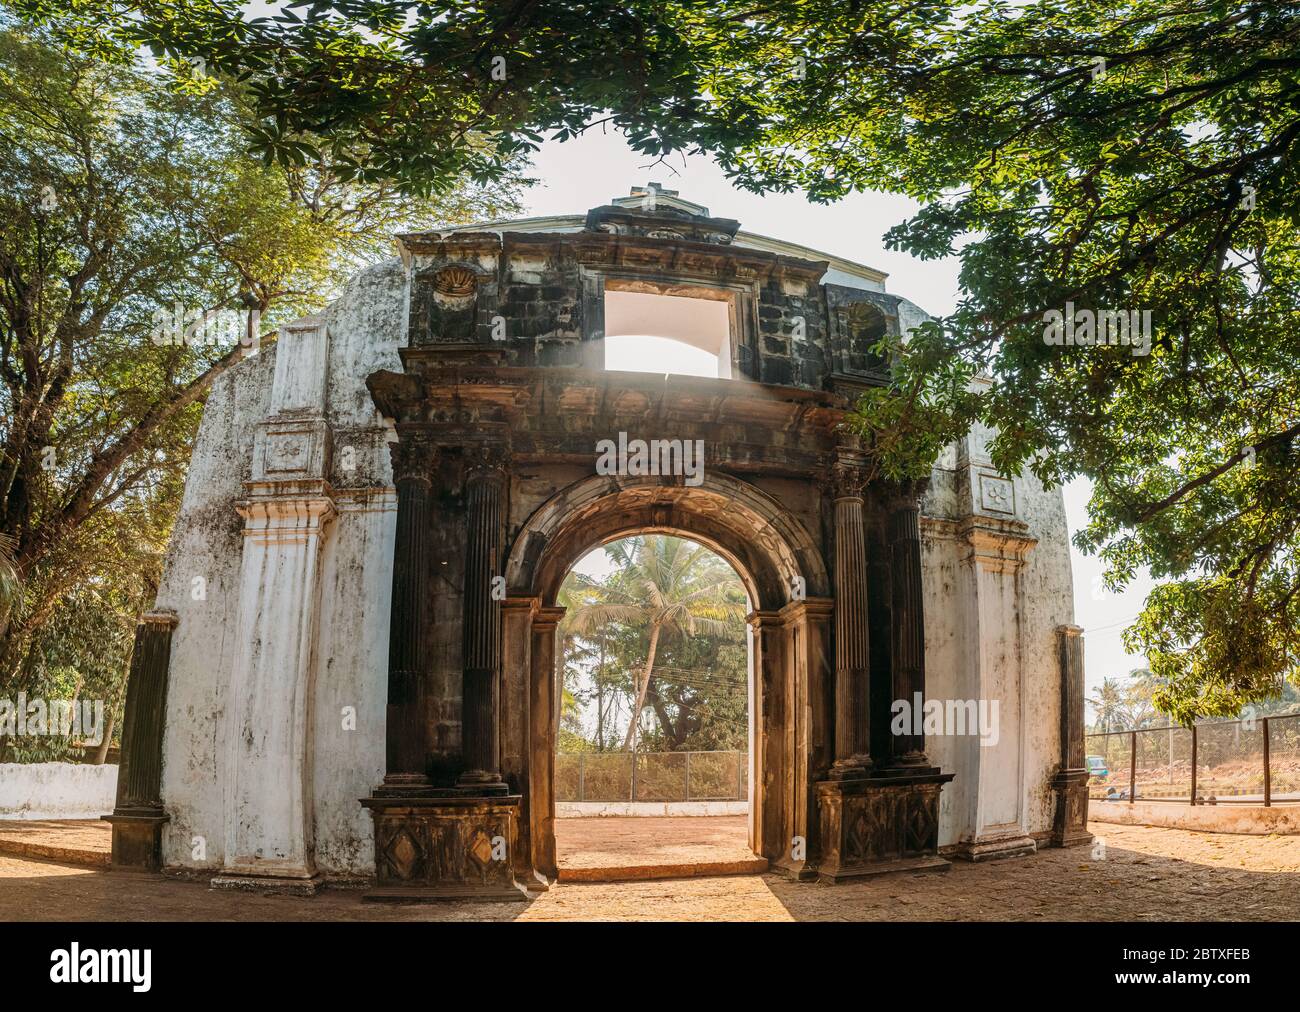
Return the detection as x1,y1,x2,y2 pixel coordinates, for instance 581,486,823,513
1051,625,1094,847
770,597,833,880
829,454,873,778
382,433,436,790
105,611,177,870
528,606,566,881
748,609,786,862
888,482,931,768
814,478,954,884
458,446,509,792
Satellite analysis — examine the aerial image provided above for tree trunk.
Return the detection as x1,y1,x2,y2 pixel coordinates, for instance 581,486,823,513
623,623,661,752
595,634,606,751
92,713,115,764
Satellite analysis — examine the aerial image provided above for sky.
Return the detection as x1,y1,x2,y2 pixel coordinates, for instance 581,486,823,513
523,127,1154,704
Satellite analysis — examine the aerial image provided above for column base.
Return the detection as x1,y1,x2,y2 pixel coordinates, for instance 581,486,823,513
104,809,168,872
769,856,819,881
1050,767,1094,848
954,833,1038,862
826,756,874,781
820,854,950,883
210,872,323,897
361,791,526,900
815,770,953,884
455,771,510,795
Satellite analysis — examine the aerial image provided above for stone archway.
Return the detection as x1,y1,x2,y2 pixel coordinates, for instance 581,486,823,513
362,360,957,896
502,472,834,880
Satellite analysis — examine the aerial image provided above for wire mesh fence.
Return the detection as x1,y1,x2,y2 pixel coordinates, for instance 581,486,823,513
555,750,748,802
1086,713,1300,805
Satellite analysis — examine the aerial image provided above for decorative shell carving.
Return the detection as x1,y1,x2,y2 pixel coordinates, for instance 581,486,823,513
433,265,478,297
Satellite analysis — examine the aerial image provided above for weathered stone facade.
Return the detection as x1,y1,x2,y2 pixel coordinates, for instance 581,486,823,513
126,185,1087,892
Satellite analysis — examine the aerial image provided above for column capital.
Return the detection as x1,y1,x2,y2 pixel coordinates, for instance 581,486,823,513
388,431,439,483
879,477,929,515
778,596,835,625
464,441,512,482
532,605,567,632
501,595,540,617
827,450,870,501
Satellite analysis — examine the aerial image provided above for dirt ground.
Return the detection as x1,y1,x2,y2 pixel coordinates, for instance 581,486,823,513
555,814,765,879
1,820,1297,921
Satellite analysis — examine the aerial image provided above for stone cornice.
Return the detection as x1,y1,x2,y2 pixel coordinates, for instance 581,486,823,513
959,516,1038,573
236,487,337,545
504,229,829,282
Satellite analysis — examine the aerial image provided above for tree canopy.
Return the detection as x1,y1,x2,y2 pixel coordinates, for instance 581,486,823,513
559,536,748,753
8,0,1299,721
0,18,524,755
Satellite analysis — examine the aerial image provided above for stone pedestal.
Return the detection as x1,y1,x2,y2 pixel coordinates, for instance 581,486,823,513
816,770,954,882
361,793,525,901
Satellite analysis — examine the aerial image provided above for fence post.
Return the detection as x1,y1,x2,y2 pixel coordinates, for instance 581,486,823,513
1190,724,1198,805
737,752,745,801
1263,717,1271,808
1129,731,1136,805
578,753,586,804
684,751,692,802
630,750,637,802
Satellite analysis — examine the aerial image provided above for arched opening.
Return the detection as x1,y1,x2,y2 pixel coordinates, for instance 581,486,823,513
552,534,756,878
503,472,834,884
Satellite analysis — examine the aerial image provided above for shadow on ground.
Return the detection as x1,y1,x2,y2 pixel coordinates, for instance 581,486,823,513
0,822,1296,922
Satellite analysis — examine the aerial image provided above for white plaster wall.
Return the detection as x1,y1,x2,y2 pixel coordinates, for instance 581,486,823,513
157,349,272,870
1015,470,1078,839
0,762,118,820
158,259,406,877
922,462,1076,849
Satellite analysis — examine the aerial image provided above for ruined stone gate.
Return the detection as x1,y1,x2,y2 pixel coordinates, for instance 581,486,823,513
107,186,1092,894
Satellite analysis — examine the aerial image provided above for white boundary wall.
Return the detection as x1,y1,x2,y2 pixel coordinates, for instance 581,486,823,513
0,762,117,820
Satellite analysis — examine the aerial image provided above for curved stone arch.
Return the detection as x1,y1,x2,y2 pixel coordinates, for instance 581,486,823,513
505,471,829,609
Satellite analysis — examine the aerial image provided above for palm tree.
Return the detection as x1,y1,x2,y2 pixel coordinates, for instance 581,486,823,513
0,532,21,622
1087,677,1128,733
561,536,748,752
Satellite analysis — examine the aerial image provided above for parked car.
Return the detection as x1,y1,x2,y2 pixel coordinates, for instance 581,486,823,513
1086,754,1109,779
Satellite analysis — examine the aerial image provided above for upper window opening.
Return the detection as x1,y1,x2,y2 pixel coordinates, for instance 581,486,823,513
603,290,732,379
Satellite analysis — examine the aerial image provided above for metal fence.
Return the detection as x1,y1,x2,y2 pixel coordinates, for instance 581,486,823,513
1085,713,1300,805
555,750,748,803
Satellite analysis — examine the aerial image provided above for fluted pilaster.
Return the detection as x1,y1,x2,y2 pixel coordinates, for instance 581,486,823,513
889,484,930,766
459,449,508,789
384,435,436,785
830,460,872,777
